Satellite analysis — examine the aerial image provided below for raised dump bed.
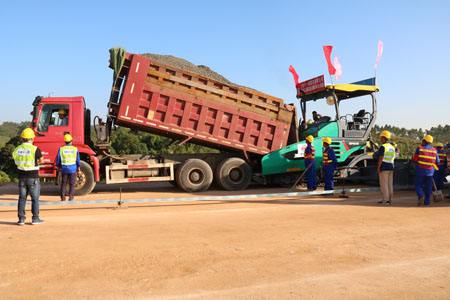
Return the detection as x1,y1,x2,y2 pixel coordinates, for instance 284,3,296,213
108,49,297,157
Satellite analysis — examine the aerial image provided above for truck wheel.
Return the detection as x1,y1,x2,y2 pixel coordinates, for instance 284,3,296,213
74,161,96,195
216,157,252,190
175,159,213,192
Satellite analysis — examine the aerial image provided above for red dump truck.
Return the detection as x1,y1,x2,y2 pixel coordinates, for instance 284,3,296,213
30,48,298,194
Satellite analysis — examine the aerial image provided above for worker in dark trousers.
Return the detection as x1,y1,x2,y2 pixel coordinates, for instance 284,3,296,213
434,143,447,191
55,134,80,201
375,130,396,205
12,128,44,225
322,137,337,191
412,135,440,206
304,135,316,191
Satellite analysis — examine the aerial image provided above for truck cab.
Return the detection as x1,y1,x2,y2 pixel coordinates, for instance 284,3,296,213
30,96,99,194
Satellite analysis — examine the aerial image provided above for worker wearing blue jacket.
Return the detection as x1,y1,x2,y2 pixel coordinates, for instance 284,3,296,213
55,134,80,201
322,137,337,191
434,143,447,191
412,135,440,206
304,135,316,191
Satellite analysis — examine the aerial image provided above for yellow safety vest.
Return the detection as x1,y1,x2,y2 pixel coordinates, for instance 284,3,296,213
60,145,78,166
382,143,396,164
12,143,39,171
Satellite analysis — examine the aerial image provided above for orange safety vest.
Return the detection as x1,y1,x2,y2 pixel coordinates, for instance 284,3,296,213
305,144,315,160
322,148,333,165
414,145,437,170
437,150,446,167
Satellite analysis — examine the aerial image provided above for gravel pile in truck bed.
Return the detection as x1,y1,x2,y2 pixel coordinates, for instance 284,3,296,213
142,53,233,85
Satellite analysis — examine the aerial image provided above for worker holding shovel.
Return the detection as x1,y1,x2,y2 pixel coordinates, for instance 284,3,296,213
304,135,317,191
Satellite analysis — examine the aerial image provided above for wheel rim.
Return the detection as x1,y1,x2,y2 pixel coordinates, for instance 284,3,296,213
229,167,243,183
189,168,204,184
75,171,87,189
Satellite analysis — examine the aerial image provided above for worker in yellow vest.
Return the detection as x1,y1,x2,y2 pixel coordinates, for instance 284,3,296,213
55,134,80,201
374,130,396,205
12,128,44,225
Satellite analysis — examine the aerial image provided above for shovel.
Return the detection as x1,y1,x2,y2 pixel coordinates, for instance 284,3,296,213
432,178,444,202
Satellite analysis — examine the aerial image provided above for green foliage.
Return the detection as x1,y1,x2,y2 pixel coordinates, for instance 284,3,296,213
0,170,11,184
0,121,29,147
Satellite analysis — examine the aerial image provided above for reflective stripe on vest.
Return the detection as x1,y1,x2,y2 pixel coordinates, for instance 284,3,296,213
382,143,396,164
305,145,315,160
322,148,333,165
60,146,78,166
12,143,38,171
417,146,437,170
437,151,446,166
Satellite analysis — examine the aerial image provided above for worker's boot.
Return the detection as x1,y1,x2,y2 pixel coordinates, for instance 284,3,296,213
417,196,424,206
61,196,66,202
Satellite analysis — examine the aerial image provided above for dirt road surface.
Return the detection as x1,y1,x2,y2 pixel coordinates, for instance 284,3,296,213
1,184,449,299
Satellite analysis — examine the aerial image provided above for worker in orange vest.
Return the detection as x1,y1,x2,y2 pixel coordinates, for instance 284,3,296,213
321,137,337,191
304,135,316,191
433,143,447,191
412,135,440,206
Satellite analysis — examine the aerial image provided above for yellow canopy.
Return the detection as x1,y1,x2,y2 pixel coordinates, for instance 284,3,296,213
326,84,379,93
301,83,379,101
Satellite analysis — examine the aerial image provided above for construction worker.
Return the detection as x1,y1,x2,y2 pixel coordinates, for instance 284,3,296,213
55,109,68,126
304,135,316,191
312,111,322,123
412,135,440,206
12,128,44,225
434,143,447,191
322,137,337,191
55,133,80,201
374,130,396,205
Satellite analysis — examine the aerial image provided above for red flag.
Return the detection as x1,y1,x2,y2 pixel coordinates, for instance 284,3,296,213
288,65,300,88
322,45,336,75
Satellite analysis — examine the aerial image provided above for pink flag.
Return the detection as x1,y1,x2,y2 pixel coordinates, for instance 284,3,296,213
322,45,336,75
288,65,300,87
333,56,342,80
374,40,384,69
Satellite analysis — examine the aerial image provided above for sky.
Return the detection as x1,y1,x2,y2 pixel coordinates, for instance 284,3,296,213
0,0,449,129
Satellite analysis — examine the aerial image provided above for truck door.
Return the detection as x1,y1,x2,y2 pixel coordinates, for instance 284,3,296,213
34,103,72,171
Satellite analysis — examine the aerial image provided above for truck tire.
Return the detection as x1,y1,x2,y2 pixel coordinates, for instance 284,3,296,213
74,161,96,195
175,159,213,192
215,157,252,190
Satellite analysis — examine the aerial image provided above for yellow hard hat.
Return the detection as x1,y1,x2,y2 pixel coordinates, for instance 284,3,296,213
322,137,332,145
435,142,444,148
305,135,314,143
307,119,314,125
379,130,391,139
423,135,433,144
20,128,35,139
64,133,73,142
58,109,66,115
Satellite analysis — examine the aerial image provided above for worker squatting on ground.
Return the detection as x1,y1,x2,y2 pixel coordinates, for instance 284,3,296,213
12,128,44,225
434,143,447,191
322,137,337,191
412,135,440,206
304,135,316,190
374,130,396,205
55,133,80,201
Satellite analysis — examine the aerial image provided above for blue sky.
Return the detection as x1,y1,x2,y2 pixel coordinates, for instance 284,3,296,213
0,0,449,129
